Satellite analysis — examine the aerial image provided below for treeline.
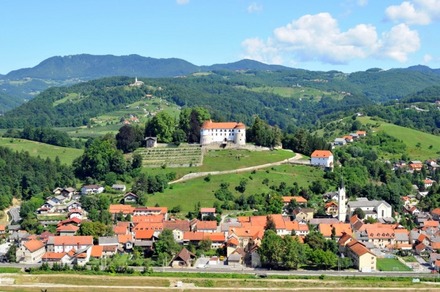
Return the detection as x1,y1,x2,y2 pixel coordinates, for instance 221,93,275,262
0,146,76,210
3,126,82,148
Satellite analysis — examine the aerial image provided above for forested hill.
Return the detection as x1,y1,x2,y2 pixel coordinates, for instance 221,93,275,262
2,54,440,113
0,75,371,129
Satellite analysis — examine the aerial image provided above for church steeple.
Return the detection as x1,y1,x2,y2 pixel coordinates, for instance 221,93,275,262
338,179,347,222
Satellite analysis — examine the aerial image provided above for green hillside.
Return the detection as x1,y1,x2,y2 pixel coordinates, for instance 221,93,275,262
148,164,323,213
0,137,83,165
358,116,440,160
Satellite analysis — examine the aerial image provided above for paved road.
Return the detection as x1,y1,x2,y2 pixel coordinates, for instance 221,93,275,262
8,207,21,223
169,152,308,184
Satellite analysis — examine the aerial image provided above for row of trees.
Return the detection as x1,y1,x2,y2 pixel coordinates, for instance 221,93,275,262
3,126,82,148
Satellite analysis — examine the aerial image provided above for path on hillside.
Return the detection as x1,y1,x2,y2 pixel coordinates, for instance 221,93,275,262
169,152,309,184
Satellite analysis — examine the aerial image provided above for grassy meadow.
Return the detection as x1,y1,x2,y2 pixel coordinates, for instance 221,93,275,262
143,149,295,180
147,164,323,213
0,137,83,165
358,116,440,160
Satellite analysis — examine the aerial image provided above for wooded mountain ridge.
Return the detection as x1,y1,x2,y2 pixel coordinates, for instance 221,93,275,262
1,54,440,113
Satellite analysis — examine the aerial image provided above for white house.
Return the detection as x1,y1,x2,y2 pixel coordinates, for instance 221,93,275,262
200,120,246,145
16,239,46,264
46,236,93,253
310,150,334,168
80,185,104,195
347,198,392,220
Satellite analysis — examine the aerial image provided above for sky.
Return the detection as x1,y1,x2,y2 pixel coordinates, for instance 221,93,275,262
1,0,440,74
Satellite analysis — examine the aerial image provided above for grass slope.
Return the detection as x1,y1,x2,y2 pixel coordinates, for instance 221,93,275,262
0,138,83,165
359,116,440,160
144,149,294,180
148,164,323,213
248,86,345,102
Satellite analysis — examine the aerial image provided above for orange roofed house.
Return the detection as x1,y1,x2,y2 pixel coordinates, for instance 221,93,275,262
200,120,246,145
16,239,46,264
310,150,334,168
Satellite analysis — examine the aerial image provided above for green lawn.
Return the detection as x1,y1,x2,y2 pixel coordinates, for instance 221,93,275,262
0,138,83,165
147,164,323,213
376,258,412,271
359,116,440,160
143,149,294,180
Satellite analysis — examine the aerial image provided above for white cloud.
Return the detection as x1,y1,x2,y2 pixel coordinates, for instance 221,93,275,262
376,24,420,62
423,54,433,63
385,0,440,25
247,2,263,13
176,0,189,5
357,0,368,7
242,13,420,65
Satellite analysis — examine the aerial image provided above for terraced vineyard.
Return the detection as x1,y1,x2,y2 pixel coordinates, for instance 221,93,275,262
135,146,203,168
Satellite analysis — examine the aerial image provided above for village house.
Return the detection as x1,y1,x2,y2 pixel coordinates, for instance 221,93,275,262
310,150,334,168
122,192,138,204
80,184,104,195
200,120,246,146
46,235,93,253
170,247,196,268
200,208,216,219
16,239,46,264
319,223,352,240
338,232,376,272
333,138,347,146
112,184,127,192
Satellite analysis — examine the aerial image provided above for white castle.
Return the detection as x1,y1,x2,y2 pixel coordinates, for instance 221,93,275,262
200,120,246,145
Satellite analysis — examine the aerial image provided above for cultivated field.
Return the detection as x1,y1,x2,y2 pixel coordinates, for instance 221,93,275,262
0,137,83,165
136,146,203,168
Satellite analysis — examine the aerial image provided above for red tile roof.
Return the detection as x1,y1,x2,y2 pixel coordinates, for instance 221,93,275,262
200,208,216,213
109,204,135,215
319,223,352,237
282,196,308,204
49,235,93,246
42,252,66,260
90,245,103,258
134,229,154,240
196,220,218,230
201,120,245,130
311,150,333,158
24,239,45,252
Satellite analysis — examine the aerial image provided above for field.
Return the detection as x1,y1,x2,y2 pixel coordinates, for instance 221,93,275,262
358,116,440,160
376,258,412,271
136,146,203,168
147,164,323,213
0,137,83,165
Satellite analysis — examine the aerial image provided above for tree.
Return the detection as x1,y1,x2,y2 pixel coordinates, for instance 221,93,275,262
78,221,112,240
235,178,248,193
116,124,143,153
154,229,180,261
282,236,305,270
145,111,175,143
353,207,365,219
258,230,284,269
179,107,210,143
264,215,276,232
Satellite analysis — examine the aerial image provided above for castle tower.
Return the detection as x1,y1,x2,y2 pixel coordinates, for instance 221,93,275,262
337,182,347,222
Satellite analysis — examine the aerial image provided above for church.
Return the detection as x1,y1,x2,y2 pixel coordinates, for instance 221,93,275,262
199,120,246,146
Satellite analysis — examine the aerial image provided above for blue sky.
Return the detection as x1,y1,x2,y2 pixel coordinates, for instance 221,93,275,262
1,0,440,74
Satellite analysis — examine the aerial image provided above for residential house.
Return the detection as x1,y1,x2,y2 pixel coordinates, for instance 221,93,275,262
109,204,135,217
343,135,354,143
293,207,314,222
80,185,104,195
200,208,216,219
310,150,334,168
325,201,338,217
122,192,138,204
170,247,195,268
16,239,45,264
356,131,367,137
46,236,93,253
112,184,127,192
56,224,79,236
282,196,308,206
319,223,352,240
339,233,376,272
424,179,435,190
98,236,119,256
41,252,71,264
409,161,423,172
334,138,347,146
195,220,218,233
163,219,191,242
432,208,440,221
